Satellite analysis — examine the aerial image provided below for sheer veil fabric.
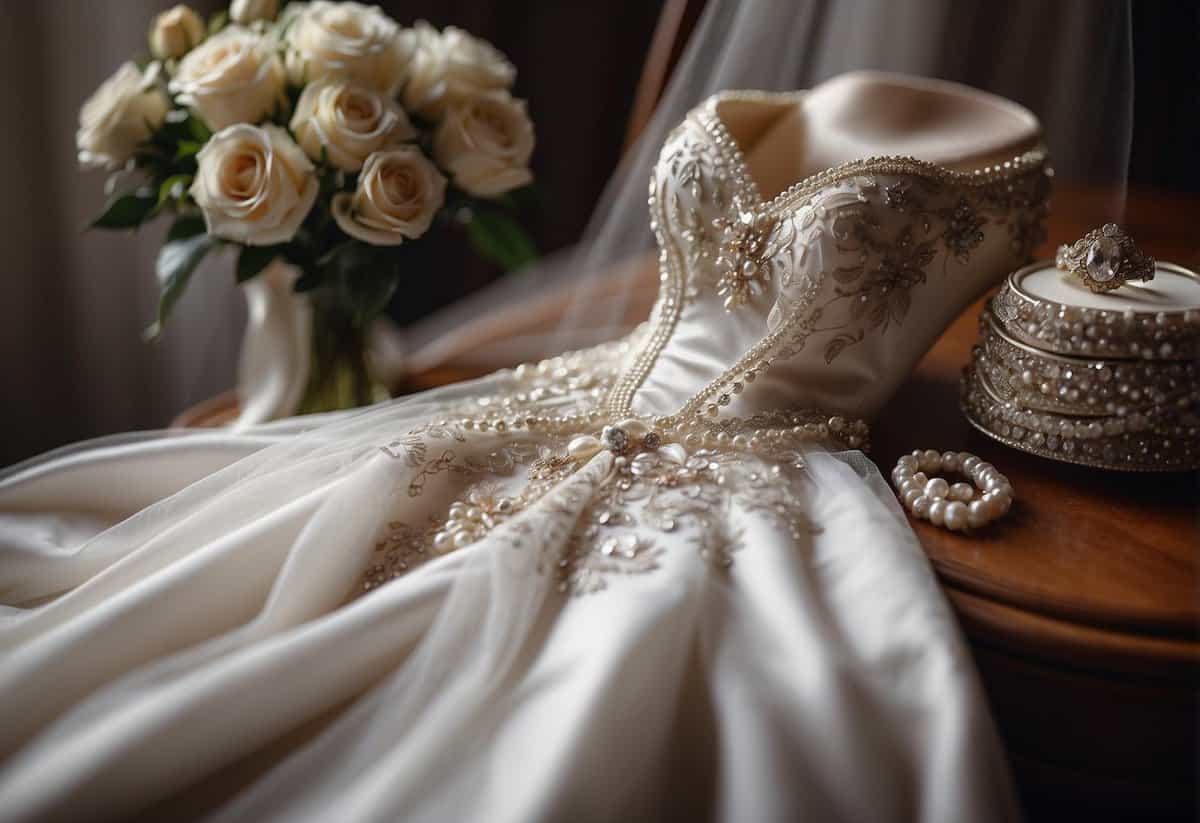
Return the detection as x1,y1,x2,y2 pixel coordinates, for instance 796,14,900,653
399,0,1131,367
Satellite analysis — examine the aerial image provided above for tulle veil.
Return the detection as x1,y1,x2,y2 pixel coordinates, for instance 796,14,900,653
394,0,1134,377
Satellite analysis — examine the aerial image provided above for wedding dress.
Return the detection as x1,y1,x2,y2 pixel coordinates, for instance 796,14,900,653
0,73,1048,822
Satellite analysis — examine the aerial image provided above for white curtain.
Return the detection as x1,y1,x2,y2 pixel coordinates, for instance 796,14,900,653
0,0,242,465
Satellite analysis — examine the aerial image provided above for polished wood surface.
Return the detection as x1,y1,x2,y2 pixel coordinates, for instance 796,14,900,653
874,186,1199,664
873,294,1199,645
871,186,1199,821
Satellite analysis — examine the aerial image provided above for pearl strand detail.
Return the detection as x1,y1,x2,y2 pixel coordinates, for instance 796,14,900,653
891,450,1014,531
417,407,869,457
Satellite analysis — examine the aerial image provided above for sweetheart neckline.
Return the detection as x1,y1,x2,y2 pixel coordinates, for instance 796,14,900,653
603,94,1050,425
700,89,1047,218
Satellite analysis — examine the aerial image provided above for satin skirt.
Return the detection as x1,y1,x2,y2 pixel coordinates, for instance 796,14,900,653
0,374,1017,822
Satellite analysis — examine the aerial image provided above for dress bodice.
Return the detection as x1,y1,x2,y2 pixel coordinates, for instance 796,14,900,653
607,90,1050,424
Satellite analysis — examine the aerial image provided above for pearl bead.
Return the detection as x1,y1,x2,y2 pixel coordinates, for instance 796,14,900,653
924,478,950,499
967,500,989,528
617,418,649,438
928,499,948,526
911,495,932,517
949,482,974,501
568,436,602,459
944,501,968,531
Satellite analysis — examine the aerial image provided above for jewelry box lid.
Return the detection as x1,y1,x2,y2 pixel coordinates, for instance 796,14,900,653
992,260,1200,360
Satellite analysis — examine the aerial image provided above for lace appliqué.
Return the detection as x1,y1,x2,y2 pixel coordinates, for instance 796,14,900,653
365,420,821,597
769,169,1049,366
503,443,817,595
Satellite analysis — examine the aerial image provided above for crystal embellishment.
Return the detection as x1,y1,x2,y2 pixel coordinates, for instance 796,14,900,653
600,425,631,454
713,210,775,310
1085,236,1120,283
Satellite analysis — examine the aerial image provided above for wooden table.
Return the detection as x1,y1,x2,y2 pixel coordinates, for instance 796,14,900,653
872,187,1200,822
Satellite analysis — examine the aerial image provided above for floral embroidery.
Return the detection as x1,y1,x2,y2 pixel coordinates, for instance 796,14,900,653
765,169,1046,366
940,197,987,264
360,92,1050,598
388,447,816,596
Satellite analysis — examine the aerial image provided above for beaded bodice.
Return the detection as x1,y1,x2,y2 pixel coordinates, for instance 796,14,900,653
606,91,1051,424
365,88,1050,595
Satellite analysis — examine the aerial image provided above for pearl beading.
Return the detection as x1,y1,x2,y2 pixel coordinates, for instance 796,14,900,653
962,365,1199,471
993,261,1200,361
426,406,870,460
977,311,1198,419
891,450,1014,531
965,259,1200,472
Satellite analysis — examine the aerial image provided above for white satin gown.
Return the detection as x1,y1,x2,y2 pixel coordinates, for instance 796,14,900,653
0,84,1049,822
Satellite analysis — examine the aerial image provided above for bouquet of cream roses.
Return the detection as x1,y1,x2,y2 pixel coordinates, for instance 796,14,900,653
78,0,536,407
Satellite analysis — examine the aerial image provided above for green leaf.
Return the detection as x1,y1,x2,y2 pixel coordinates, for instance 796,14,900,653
492,184,539,212
146,232,217,339
236,244,282,282
187,114,212,143
208,9,229,35
156,174,193,209
340,263,399,327
91,190,157,230
167,215,206,242
292,267,324,292
175,140,204,161
466,208,537,271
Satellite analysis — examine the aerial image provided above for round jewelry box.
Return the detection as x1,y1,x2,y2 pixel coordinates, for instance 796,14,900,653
963,259,1200,471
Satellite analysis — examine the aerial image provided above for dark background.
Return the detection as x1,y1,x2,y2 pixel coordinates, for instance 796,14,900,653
0,0,1196,466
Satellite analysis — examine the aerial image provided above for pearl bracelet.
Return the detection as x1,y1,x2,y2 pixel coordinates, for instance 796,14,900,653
891,450,1014,531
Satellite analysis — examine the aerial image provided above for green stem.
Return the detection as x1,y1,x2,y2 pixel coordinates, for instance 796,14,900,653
297,292,387,414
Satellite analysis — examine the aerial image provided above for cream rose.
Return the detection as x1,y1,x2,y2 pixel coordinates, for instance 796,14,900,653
149,5,205,59
402,22,515,117
191,124,318,245
230,0,278,25
290,80,416,171
170,26,285,130
77,62,169,169
285,1,414,96
433,92,533,197
332,146,445,245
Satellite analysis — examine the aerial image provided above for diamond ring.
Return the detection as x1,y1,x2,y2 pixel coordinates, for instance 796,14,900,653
1055,223,1155,293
